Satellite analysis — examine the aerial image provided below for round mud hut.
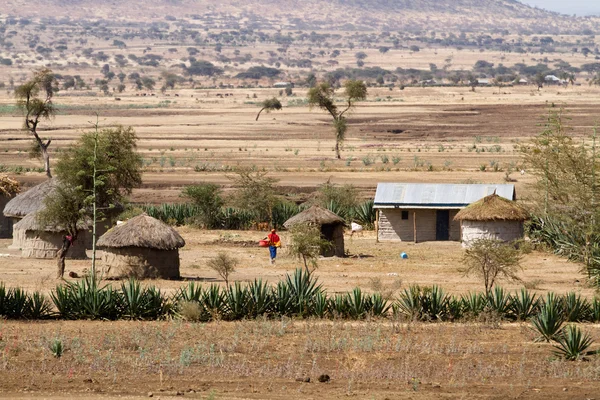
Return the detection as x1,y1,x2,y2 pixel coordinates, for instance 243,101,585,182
12,211,89,259
0,175,20,239
3,178,57,247
97,214,185,279
454,193,529,247
284,205,346,257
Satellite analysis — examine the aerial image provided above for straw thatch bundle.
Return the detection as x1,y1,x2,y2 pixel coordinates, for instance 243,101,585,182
12,211,89,259
3,178,57,218
97,214,185,279
0,175,20,197
283,205,345,229
97,214,185,250
454,194,528,222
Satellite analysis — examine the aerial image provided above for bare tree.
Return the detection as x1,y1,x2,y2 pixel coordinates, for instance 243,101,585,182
15,68,58,178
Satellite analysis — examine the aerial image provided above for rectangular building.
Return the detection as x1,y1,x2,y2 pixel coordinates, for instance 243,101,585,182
374,183,515,242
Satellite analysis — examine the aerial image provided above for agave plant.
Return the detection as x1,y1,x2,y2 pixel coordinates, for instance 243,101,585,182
26,292,53,320
273,281,293,316
396,286,423,320
5,288,30,319
346,287,371,320
510,288,539,321
202,284,225,320
531,293,565,342
552,325,596,361
283,268,323,317
313,291,329,318
562,292,592,322
461,292,487,318
593,298,600,323
447,296,464,321
121,279,169,320
486,286,512,319
175,281,204,303
247,279,272,318
421,285,449,321
224,282,250,320
329,294,349,318
370,293,391,318
353,200,376,230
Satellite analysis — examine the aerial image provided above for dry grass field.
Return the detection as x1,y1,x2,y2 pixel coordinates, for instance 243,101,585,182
2,4,600,397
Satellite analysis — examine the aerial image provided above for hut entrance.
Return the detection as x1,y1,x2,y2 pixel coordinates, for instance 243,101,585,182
436,210,450,241
320,224,336,257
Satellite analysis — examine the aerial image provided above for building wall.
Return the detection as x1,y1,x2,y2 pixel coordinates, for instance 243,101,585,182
0,196,12,239
101,247,180,279
19,229,89,259
460,220,524,247
378,209,460,242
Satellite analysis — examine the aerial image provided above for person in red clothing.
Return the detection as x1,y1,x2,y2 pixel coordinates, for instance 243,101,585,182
266,229,281,264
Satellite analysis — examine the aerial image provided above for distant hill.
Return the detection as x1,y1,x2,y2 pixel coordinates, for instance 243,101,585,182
3,0,600,33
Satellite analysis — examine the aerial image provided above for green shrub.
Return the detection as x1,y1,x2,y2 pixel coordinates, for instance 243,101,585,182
552,325,595,361
532,293,565,342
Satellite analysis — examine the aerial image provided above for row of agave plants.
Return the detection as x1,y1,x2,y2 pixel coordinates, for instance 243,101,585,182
2,271,598,359
2,270,600,323
141,199,376,230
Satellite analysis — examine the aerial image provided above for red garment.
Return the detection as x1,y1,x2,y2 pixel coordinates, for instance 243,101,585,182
267,232,280,245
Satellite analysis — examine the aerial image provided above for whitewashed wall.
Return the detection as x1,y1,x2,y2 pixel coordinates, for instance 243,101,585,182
460,220,524,247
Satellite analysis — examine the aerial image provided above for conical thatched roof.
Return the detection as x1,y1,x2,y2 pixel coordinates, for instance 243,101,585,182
283,205,345,229
3,178,57,218
13,210,91,233
0,175,20,197
454,194,528,222
97,214,185,250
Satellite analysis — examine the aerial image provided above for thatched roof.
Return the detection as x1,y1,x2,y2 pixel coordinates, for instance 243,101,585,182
13,210,91,233
97,214,185,250
283,205,345,229
3,178,57,218
0,175,20,197
454,194,529,222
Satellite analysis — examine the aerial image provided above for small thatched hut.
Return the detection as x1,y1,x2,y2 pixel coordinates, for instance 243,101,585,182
454,194,529,247
284,205,345,257
0,175,20,239
3,179,57,246
97,214,185,279
12,211,89,259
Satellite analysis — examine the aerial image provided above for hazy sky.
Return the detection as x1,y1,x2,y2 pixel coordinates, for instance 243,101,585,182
520,0,600,16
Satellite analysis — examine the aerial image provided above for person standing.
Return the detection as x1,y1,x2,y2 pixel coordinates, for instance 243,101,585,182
266,229,281,264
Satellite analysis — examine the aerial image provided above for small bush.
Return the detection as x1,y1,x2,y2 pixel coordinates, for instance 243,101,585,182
208,253,238,286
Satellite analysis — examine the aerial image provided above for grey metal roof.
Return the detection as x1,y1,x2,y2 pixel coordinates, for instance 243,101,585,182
374,183,515,209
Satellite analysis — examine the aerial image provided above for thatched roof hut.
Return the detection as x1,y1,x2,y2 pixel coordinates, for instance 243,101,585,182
97,214,185,279
0,175,20,239
284,205,346,257
12,211,89,259
454,194,528,247
3,178,57,219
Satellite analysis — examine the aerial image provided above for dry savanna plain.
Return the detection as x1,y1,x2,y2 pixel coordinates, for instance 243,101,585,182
2,8,600,398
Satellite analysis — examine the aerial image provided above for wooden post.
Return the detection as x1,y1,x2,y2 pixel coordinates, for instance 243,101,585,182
413,210,417,243
375,209,380,243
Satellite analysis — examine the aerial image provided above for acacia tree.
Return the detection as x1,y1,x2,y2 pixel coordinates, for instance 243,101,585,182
15,68,58,178
39,125,142,278
462,239,522,295
229,168,279,225
288,223,332,273
255,97,282,121
308,80,367,159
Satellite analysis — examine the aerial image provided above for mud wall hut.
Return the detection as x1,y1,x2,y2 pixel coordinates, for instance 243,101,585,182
3,179,57,246
374,183,516,243
283,205,345,257
454,193,528,247
97,214,185,279
0,176,20,239
12,211,89,259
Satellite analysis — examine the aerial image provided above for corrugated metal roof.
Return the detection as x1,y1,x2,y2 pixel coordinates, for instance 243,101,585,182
374,183,515,209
